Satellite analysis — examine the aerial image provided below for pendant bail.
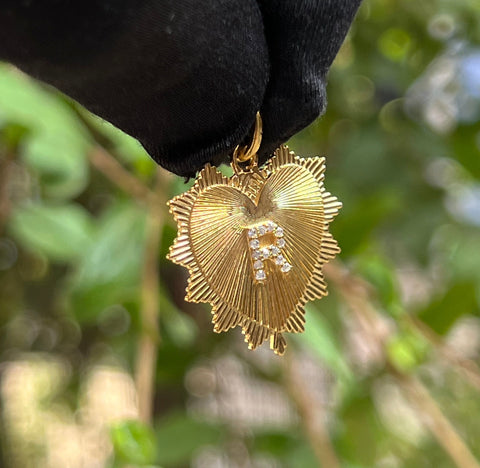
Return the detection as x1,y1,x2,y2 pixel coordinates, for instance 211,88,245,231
232,112,262,172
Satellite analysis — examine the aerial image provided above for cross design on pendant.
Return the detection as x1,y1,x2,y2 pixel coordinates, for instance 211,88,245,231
247,221,292,282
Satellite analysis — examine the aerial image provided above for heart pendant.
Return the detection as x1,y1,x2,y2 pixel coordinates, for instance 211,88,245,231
167,144,341,355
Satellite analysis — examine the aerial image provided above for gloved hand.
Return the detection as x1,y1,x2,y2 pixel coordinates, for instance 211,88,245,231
0,0,362,177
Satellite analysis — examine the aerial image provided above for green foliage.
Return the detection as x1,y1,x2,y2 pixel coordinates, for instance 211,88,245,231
111,420,158,466
155,413,222,466
387,329,430,372
1,1,480,467
337,392,387,466
68,200,147,323
418,282,478,335
0,64,92,198
300,304,354,384
9,202,94,262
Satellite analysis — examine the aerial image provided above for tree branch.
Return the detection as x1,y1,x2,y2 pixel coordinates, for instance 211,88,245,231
324,261,480,468
406,315,480,392
88,147,162,206
0,150,15,235
86,140,167,424
283,355,341,468
134,168,164,424
395,370,480,468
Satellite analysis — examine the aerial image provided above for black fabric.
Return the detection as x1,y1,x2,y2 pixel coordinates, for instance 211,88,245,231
0,0,362,176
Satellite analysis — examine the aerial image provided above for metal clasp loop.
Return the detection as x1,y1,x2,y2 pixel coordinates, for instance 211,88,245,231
232,112,262,173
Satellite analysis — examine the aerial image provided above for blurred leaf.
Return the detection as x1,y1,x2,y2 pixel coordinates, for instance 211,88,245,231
417,282,478,335
0,64,91,198
23,132,89,199
8,202,94,262
111,420,157,466
168,175,195,199
160,284,197,348
354,253,402,317
155,341,199,384
337,392,387,466
333,191,402,257
162,310,197,348
300,305,353,383
434,224,480,285
386,329,429,372
253,432,295,458
0,122,29,150
159,224,178,260
451,125,480,179
285,442,321,468
387,337,418,373
155,412,222,466
69,200,147,322
253,431,331,468
394,200,447,265
378,28,412,62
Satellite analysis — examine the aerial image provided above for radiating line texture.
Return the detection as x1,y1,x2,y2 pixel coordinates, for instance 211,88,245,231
167,146,341,355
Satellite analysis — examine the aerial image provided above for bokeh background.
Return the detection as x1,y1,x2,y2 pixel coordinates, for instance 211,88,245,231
1,1,480,467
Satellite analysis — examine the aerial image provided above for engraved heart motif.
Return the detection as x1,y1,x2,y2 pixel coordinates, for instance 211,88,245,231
168,146,341,354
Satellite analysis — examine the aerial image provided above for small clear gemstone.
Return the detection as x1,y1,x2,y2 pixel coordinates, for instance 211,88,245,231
266,221,276,232
254,259,263,270
261,247,271,258
271,246,280,256
252,250,262,260
258,225,266,236
256,270,266,281
275,227,284,237
275,255,285,265
281,262,292,273
250,239,260,249
277,238,286,248
248,228,257,238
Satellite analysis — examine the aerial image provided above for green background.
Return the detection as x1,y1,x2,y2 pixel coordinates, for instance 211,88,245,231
1,1,480,467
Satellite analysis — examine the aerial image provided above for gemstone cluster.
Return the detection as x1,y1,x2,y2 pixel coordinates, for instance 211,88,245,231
247,221,292,281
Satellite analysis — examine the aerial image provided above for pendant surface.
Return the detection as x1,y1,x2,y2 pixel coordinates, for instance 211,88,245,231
167,145,341,355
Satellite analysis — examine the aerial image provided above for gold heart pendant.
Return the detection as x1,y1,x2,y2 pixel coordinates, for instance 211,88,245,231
167,117,341,355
